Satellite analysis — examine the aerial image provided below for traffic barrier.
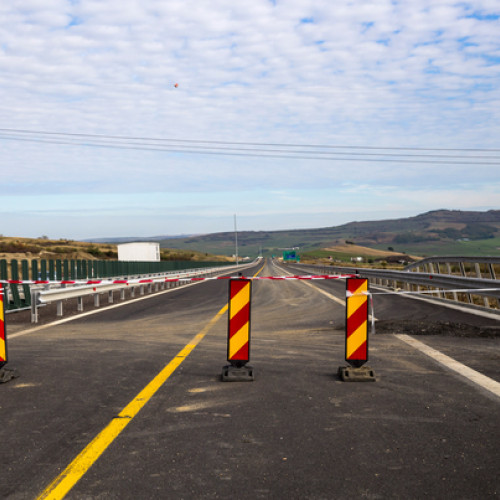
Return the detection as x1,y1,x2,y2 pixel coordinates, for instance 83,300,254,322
0,274,353,286
0,283,18,383
3,271,381,384
339,278,375,382
222,278,254,381
1,273,356,323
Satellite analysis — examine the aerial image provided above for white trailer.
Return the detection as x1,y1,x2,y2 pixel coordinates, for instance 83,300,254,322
117,242,160,262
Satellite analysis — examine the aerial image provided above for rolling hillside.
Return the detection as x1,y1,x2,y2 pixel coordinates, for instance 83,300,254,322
0,237,230,262
157,209,500,259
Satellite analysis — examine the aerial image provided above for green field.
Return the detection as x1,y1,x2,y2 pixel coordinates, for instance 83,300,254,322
372,237,500,257
301,249,381,263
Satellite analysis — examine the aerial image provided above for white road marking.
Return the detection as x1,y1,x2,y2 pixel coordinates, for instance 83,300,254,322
278,263,499,399
275,263,378,322
371,284,500,321
396,334,500,400
301,279,346,306
275,263,345,306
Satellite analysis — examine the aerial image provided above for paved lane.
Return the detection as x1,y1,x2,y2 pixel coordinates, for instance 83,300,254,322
1,260,499,499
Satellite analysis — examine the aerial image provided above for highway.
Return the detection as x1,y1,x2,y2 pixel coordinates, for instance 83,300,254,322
1,259,499,499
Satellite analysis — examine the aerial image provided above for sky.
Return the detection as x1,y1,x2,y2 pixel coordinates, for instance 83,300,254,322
1,0,499,240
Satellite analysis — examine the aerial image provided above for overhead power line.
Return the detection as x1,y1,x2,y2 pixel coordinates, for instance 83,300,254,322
0,128,499,166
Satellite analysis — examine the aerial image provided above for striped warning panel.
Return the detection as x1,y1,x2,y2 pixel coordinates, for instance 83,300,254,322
345,278,369,366
227,279,252,363
0,283,7,367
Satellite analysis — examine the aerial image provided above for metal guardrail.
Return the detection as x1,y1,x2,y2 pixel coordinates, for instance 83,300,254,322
291,257,500,313
28,261,257,323
403,256,500,309
0,257,236,312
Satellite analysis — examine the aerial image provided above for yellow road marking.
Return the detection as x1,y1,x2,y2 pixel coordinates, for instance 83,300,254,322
37,264,265,499
37,304,228,500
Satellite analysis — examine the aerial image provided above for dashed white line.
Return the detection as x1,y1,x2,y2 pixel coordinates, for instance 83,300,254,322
396,334,500,400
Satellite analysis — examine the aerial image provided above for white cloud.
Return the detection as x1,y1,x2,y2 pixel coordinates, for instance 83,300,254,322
0,0,498,237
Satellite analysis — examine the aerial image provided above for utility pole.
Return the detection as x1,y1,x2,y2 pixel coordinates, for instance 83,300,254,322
234,214,239,266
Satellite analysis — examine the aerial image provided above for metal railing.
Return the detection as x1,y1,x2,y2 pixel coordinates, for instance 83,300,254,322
28,261,257,323
0,258,235,312
291,257,500,313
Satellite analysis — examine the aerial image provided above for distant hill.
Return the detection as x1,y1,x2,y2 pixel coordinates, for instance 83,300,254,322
0,236,229,262
86,234,197,244
156,209,500,258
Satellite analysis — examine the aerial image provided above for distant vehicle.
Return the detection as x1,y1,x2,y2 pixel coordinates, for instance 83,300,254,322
117,242,160,262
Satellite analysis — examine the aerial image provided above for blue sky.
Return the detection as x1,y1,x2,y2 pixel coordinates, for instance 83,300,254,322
1,0,499,239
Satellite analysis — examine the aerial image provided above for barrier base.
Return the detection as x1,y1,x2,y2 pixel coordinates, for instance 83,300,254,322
221,364,254,382
0,367,20,384
338,365,376,382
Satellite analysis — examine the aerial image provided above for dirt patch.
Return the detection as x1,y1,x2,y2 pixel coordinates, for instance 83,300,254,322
375,319,500,338
324,244,396,257
321,244,420,262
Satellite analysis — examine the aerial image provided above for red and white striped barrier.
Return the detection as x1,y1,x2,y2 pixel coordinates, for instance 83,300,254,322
3,276,496,297
0,274,355,286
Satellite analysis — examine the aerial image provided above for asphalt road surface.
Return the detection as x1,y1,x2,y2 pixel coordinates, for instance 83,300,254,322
1,259,499,499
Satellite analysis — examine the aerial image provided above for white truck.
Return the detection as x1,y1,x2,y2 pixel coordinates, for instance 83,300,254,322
117,242,160,262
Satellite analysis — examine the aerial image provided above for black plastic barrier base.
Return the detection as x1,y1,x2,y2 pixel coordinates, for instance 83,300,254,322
221,364,254,382
338,365,376,382
0,367,19,384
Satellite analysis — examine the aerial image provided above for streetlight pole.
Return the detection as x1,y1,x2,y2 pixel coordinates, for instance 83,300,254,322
234,214,239,266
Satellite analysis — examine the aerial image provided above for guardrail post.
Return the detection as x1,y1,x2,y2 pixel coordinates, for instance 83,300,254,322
31,259,38,282
222,278,254,381
21,260,31,307
488,264,500,308
458,262,473,303
446,263,459,301
41,260,49,289
0,260,7,282
56,260,62,281
31,289,40,323
77,296,83,312
9,260,22,310
429,263,444,299
87,260,94,279
474,263,489,308
49,260,56,281
488,263,497,280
